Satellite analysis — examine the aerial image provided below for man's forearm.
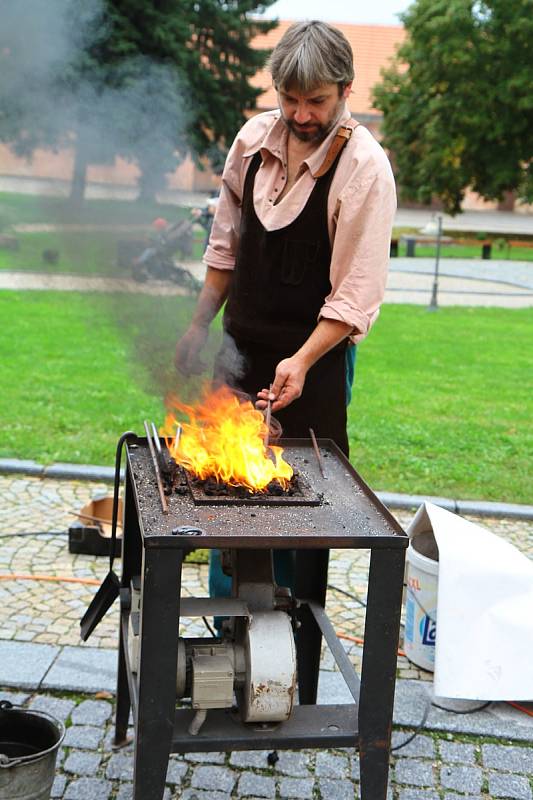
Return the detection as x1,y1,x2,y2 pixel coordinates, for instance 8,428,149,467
191,266,233,328
293,318,352,370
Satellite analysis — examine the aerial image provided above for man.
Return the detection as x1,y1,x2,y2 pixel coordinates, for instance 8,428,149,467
175,21,396,609
175,20,396,457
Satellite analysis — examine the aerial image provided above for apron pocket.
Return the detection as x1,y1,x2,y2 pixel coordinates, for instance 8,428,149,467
281,239,319,285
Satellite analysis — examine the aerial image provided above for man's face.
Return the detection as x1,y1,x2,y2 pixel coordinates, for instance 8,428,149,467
278,82,352,143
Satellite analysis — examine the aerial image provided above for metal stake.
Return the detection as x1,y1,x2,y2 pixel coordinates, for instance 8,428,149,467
309,428,326,479
428,214,443,311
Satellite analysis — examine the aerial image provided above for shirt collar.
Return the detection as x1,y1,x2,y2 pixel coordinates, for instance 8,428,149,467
242,113,285,160
242,106,352,173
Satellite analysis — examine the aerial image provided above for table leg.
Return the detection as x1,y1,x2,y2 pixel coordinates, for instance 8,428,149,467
294,548,329,704
115,469,142,746
133,546,182,800
114,629,131,747
358,547,405,800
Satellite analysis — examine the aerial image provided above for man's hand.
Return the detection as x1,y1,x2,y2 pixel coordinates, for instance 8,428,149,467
175,323,209,376
256,319,353,412
256,355,308,412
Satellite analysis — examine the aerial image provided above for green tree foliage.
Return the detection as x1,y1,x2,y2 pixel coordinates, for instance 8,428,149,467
373,0,533,213
0,0,277,203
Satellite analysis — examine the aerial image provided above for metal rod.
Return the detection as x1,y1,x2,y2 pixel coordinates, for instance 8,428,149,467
264,384,273,447
151,420,171,475
151,422,162,453
309,428,326,479
175,424,182,454
144,420,169,514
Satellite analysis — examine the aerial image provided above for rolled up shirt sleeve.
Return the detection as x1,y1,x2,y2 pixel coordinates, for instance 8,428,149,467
320,163,397,343
203,178,241,271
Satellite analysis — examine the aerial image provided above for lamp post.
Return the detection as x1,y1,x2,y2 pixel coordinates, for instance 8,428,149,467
420,214,443,311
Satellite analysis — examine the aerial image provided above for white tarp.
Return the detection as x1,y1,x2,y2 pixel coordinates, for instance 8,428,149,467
407,502,533,700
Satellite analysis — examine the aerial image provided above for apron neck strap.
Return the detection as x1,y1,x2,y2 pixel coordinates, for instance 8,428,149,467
313,122,359,178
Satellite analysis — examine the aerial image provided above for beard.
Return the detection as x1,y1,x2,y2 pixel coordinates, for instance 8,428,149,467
283,98,344,143
285,119,330,143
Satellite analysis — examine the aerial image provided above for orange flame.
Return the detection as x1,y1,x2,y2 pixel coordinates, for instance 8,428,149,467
161,385,293,493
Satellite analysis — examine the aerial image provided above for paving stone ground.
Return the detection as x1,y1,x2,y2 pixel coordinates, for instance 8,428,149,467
1,473,532,798
1,686,532,800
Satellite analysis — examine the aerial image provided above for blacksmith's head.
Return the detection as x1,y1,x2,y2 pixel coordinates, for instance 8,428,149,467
269,21,354,143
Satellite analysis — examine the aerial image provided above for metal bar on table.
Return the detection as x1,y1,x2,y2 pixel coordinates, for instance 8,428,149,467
143,420,169,514
151,422,162,454
264,384,272,447
309,428,326,478
151,420,172,476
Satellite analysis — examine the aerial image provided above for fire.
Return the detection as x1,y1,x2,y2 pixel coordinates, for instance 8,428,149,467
161,385,293,493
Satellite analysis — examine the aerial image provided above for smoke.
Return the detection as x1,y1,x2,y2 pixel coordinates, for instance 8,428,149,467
0,0,104,153
0,1,255,420
0,0,189,184
213,332,248,388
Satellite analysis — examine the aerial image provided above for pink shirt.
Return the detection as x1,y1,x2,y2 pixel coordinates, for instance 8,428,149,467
204,108,396,342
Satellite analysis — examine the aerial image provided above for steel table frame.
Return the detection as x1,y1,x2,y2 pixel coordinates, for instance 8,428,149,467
114,439,407,800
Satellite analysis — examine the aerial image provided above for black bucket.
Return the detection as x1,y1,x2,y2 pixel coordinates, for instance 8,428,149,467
0,701,65,800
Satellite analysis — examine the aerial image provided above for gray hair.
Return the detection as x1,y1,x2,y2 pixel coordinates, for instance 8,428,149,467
268,21,354,93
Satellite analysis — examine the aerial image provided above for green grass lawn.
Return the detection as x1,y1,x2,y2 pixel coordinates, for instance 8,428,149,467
396,241,533,261
0,192,206,272
0,191,184,227
0,231,127,275
350,305,532,503
0,291,531,503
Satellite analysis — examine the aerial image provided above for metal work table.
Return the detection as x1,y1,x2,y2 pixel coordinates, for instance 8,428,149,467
114,437,408,799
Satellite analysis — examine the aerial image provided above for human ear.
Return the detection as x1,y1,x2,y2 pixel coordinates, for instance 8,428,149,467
342,81,353,99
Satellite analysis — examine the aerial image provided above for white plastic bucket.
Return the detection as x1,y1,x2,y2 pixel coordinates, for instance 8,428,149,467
404,530,439,671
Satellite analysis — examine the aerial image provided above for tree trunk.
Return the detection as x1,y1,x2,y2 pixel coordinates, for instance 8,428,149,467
497,190,516,212
137,166,166,204
69,133,89,207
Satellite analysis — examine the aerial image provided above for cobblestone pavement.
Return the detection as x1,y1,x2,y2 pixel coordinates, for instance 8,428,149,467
1,687,532,800
1,475,532,679
1,473,533,798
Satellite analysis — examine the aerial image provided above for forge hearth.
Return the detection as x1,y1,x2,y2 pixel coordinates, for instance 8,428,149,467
173,466,322,506
127,438,403,546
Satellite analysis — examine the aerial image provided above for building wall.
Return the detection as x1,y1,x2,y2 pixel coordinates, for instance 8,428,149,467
0,142,219,196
